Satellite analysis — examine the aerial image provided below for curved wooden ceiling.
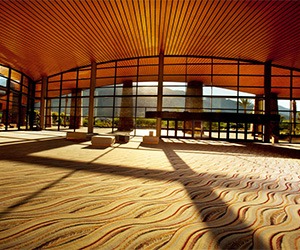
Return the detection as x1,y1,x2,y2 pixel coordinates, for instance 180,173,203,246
1,0,300,81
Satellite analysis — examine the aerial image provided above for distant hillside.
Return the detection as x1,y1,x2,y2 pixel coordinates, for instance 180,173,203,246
55,87,290,118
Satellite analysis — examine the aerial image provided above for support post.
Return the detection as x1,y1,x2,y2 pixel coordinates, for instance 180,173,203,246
45,99,52,127
88,61,96,134
118,80,134,131
292,100,297,136
69,89,82,129
185,80,203,137
40,76,47,129
29,79,36,130
156,52,164,137
253,95,264,139
263,61,272,143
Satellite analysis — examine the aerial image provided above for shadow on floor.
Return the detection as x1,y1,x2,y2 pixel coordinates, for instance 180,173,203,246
1,135,299,249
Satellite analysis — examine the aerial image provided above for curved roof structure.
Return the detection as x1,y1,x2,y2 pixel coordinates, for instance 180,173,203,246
1,0,300,80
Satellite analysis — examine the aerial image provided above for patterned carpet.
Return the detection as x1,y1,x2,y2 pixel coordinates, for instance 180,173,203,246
0,131,299,249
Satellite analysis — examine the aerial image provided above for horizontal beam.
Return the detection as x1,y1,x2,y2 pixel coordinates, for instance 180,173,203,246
146,111,280,124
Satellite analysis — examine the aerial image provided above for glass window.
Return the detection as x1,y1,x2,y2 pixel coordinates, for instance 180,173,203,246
0,76,7,87
82,89,90,96
210,97,237,112
48,75,61,82
238,98,255,113
94,107,114,117
136,86,158,96
23,77,29,87
94,96,114,107
62,71,77,80
164,65,186,75
95,87,115,96
278,100,290,112
163,82,186,95
117,66,137,77
213,75,237,87
78,69,91,79
22,95,28,105
239,64,264,75
239,76,264,87
211,87,238,96
203,85,212,95
203,97,212,111
97,67,115,78
213,64,237,75
272,77,290,88
162,97,186,109
139,65,158,76
272,67,290,76
11,70,21,83
10,81,21,91
137,97,157,108
187,64,211,75
0,66,9,77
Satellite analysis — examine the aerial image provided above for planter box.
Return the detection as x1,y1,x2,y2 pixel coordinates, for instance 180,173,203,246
142,135,159,145
91,135,115,147
66,132,87,141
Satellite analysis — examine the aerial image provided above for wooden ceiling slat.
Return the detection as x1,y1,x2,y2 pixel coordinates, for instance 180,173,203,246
163,0,178,54
125,0,146,57
53,1,92,47
202,1,261,58
199,1,267,57
153,0,161,55
36,1,90,52
66,1,99,42
1,0,300,80
91,1,124,58
167,0,194,55
148,0,156,55
136,0,148,56
90,1,121,60
103,1,133,58
1,2,61,52
113,2,138,57
75,1,113,58
158,0,169,52
141,0,152,55
195,0,244,55
194,0,227,52
180,1,210,55
41,0,99,65
235,2,288,46
198,0,231,47
116,1,138,56
1,3,84,76
182,0,214,55
217,1,288,60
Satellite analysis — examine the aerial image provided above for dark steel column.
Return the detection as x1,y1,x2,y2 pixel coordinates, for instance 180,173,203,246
88,61,96,134
118,80,134,131
264,61,272,143
69,88,82,129
3,68,11,130
45,99,52,127
185,80,203,138
156,52,164,137
40,76,47,129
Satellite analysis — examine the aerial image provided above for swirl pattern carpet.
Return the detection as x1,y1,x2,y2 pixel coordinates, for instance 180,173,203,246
0,131,299,249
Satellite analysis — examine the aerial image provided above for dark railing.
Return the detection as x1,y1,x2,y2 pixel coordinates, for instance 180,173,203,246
146,111,280,124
